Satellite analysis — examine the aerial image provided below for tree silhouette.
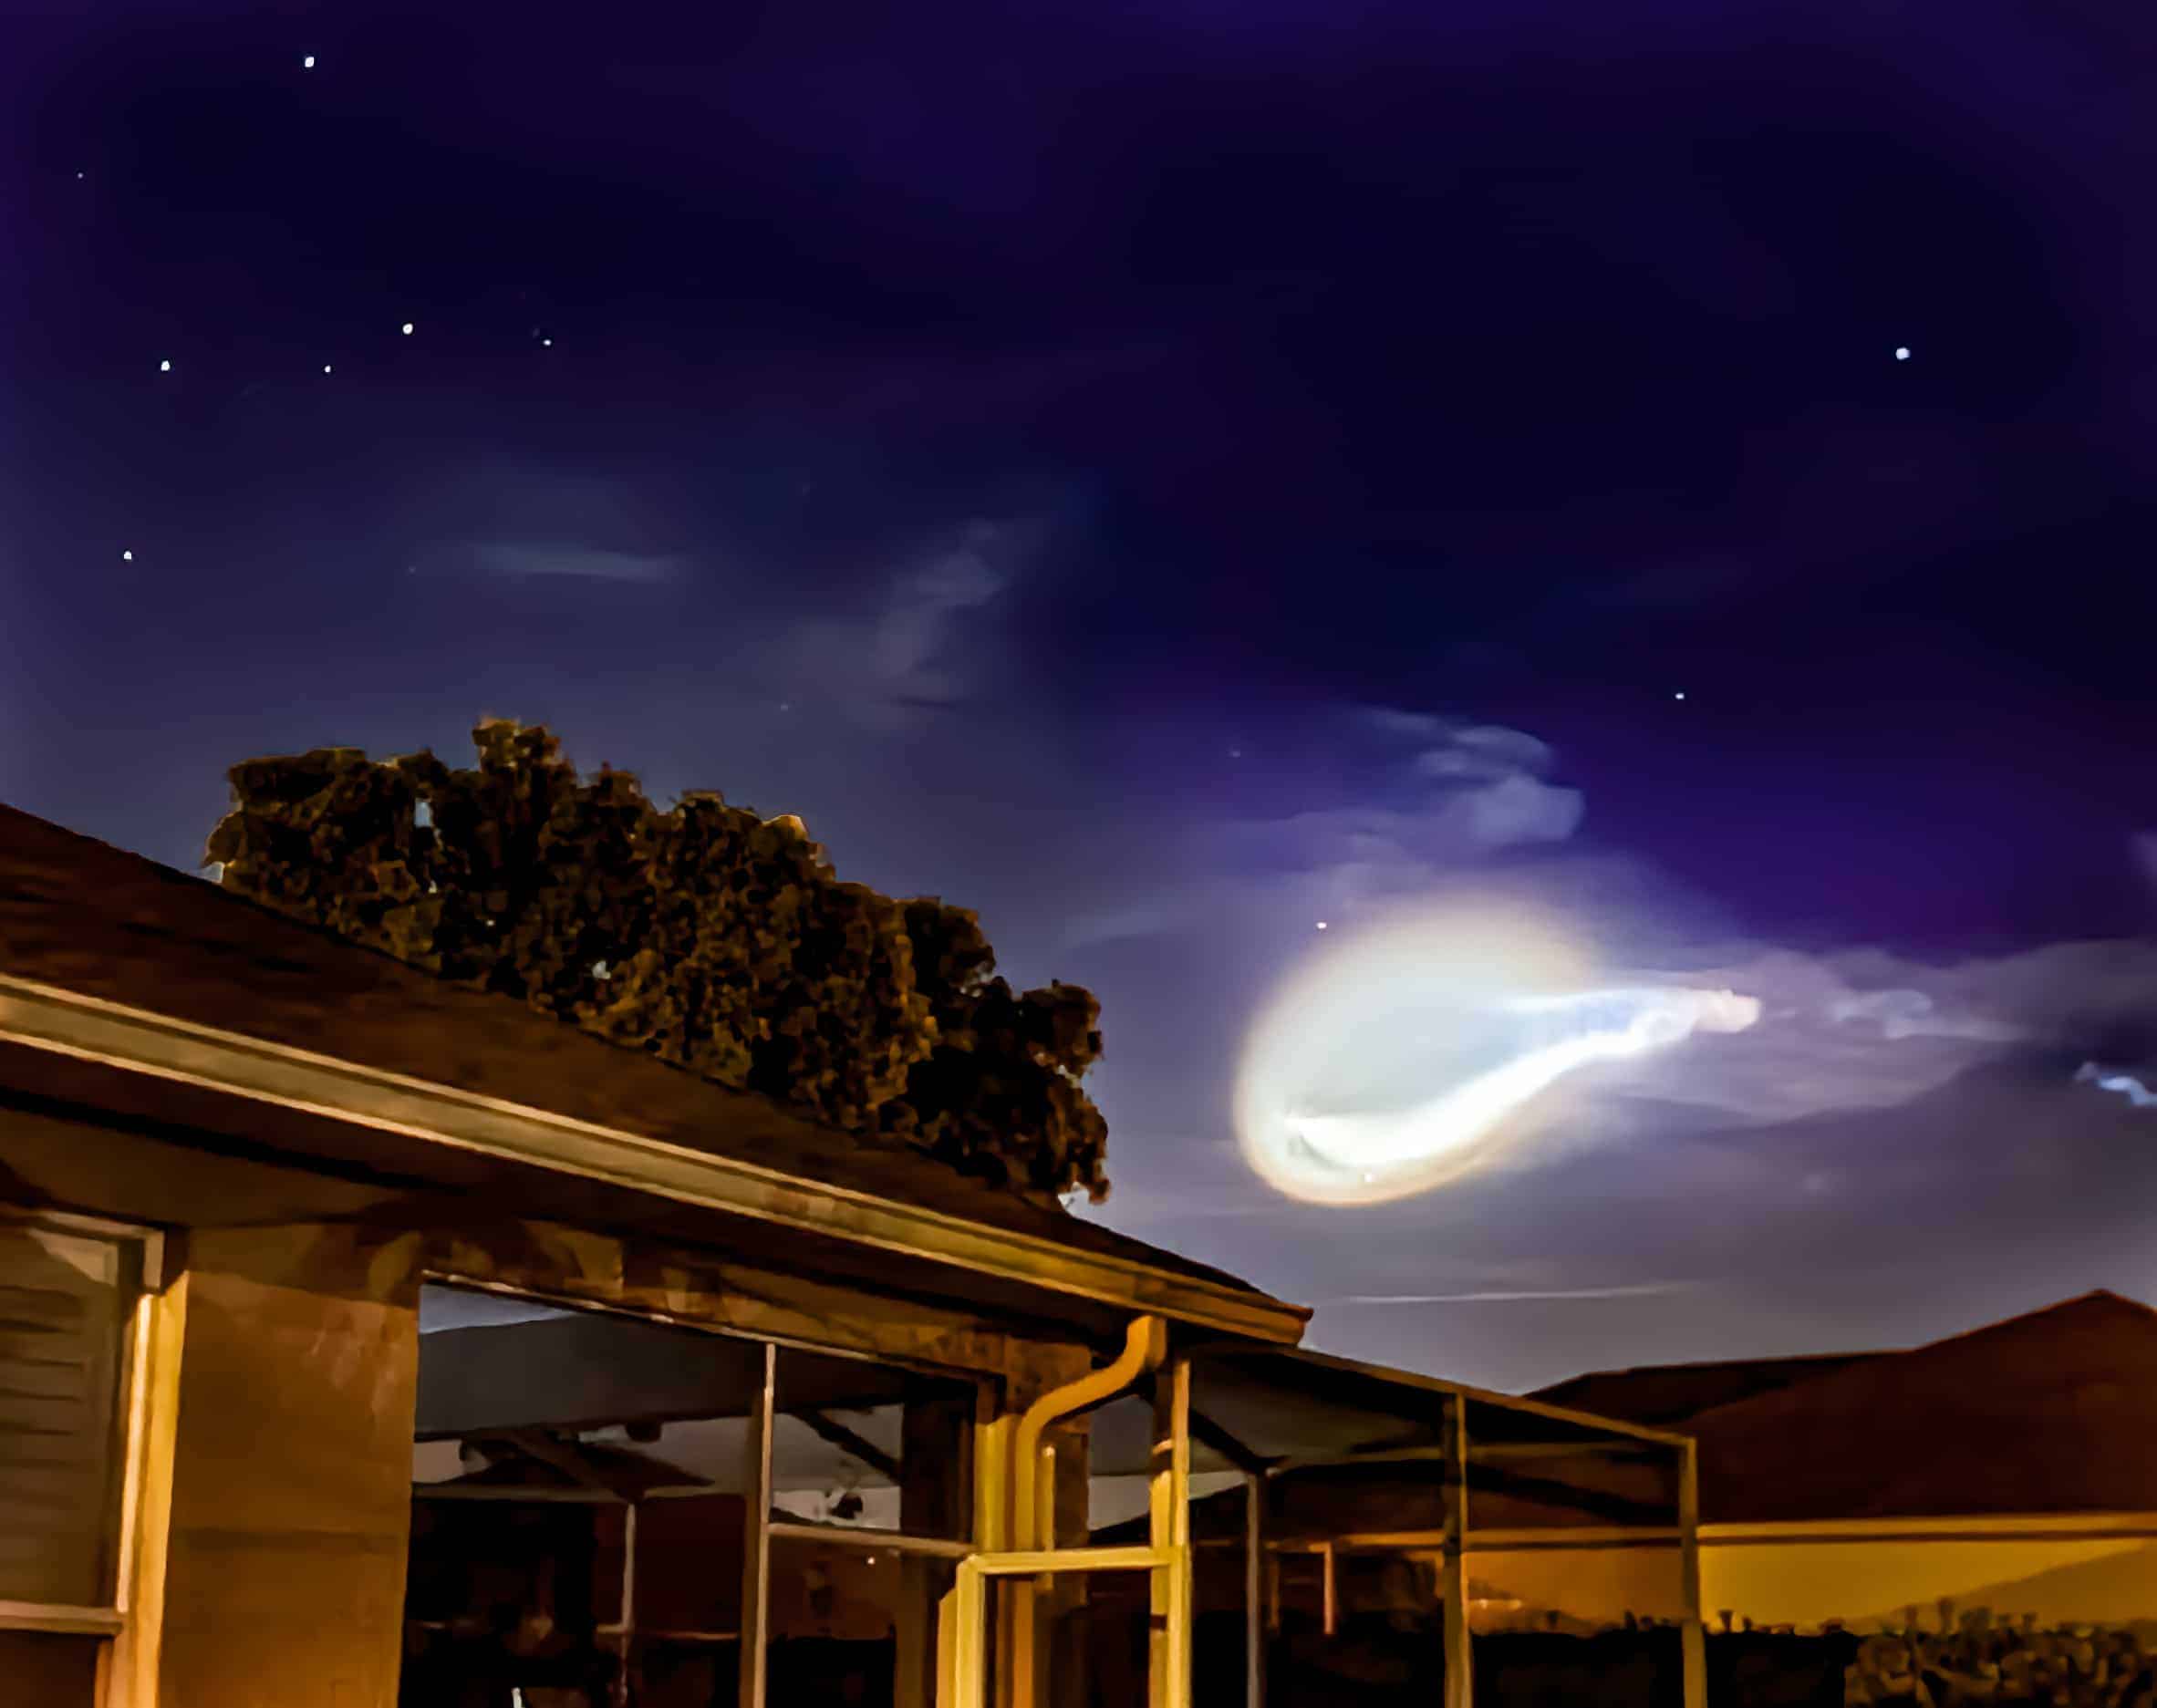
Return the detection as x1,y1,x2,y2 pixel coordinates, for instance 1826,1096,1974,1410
205,719,1108,1201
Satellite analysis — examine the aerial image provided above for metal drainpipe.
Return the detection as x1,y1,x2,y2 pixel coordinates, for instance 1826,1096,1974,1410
1005,1315,1169,1707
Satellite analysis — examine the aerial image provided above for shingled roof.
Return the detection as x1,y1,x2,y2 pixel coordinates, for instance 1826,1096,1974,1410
1532,1351,1887,1428
0,802,1299,1332
1678,1291,2157,1522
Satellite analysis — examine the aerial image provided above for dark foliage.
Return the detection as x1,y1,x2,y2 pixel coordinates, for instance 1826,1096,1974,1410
206,719,1109,1202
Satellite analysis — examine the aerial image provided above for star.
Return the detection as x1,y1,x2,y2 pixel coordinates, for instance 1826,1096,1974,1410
1315,920,1329,931
302,54,316,69
1894,347,1911,361
121,549,133,561
400,322,415,336
158,359,171,373
542,337,553,347
1674,690,1686,701
323,364,334,374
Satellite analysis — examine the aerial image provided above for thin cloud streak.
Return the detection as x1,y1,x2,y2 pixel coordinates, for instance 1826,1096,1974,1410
1326,1282,1702,1305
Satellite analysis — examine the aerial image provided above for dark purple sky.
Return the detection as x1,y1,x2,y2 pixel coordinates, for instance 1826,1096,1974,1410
5,0,2154,1389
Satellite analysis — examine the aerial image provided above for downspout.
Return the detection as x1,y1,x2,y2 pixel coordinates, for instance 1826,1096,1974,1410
1005,1314,1169,1705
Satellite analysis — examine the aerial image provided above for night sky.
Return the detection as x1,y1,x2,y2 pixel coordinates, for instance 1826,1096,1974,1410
5,0,2154,1391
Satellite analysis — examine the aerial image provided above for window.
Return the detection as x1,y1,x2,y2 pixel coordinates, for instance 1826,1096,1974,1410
0,1213,150,1616
406,1283,990,1708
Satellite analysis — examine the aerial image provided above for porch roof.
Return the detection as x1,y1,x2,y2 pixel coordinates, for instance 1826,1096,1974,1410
0,804,1306,1343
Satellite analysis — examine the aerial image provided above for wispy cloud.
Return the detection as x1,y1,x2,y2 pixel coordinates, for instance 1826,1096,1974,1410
1326,1282,1700,1305
2078,1063,2157,1109
781,516,1033,729
467,543,684,583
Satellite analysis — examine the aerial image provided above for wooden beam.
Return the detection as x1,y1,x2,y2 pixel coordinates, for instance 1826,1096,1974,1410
1680,1440,1706,1708
1462,1462,1672,1528
1244,1473,1266,1708
1190,1406,1271,1475
0,973,1310,1343
1442,1392,1474,1708
791,1407,902,1482
1469,1441,1667,1464
477,1430,642,1500
738,1342,775,1708
1149,1358,1193,1708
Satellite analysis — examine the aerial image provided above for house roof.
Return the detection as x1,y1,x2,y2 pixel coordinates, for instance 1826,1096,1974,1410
0,803,1304,1341
1531,1351,1887,1428
1675,1292,2157,1523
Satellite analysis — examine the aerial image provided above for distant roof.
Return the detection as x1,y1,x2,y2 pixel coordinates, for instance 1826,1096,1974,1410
1670,1292,2157,1522
0,804,1302,1339
1532,1351,1887,1427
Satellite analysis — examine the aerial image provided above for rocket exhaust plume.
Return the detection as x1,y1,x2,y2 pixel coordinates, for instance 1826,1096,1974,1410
1235,902,1759,1205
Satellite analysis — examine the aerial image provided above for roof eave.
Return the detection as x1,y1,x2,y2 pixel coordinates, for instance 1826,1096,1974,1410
0,973,1309,1345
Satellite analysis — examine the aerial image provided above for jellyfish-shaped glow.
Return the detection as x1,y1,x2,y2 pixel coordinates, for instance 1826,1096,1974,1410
1235,902,1760,1205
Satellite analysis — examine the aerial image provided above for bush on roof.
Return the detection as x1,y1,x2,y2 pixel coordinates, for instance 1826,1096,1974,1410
205,719,1109,1203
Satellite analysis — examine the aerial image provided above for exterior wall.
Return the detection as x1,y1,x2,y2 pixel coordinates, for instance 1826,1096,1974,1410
1399,1521,2157,1634
1699,1519,2157,1630
2,1106,1135,1707
1467,1537,1688,1630
154,1225,421,1708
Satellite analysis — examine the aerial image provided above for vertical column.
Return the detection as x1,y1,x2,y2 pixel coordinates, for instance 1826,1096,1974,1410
152,1226,420,1708
613,1500,638,1708
737,1341,775,1708
1442,1392,1474,1708
107,1265,186,1708
898,1386,976,1708
1147,1357,1192,1708
1046,1419,1094,1708
1679,1439,1706,1708
1244,1472,1265,1708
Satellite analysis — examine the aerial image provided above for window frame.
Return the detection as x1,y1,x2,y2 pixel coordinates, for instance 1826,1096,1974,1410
411,1273,996,1708
0,1207,164,1641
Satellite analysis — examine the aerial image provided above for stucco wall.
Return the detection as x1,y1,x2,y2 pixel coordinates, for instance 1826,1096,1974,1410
1700,1525,2157,1630
1467,1539,1687,1628
1425,1524,2157,1634
156,1226,421,1708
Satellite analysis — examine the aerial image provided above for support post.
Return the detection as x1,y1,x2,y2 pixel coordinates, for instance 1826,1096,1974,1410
613,1499,639,1708
1244,1473,1266,1708
737,1341,775,1708
1680,1438,1706,1708
897,1387,975,1708
1148,1357,1193,1708
1442,1392,1474,1708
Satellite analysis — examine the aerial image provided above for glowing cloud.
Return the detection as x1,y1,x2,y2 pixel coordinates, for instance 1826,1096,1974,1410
1234,902,1760,1205
2077,1062,2157,1110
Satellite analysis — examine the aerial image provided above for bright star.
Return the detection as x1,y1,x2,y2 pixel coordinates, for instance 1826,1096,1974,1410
400,322,414,336
1894,347,1911,361
303,54,316,68
323,364,333,374
158,359,171,373
1674,690,1686,701
1315,921,1329,931
121,549,133,561
542,337,553,347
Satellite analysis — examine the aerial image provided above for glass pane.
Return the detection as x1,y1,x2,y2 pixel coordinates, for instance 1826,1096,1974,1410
625,1496,744,1707
0,1632,101,1707
765,1535,956,1707
1033,1565,1153,1708
0,1219,139,1606
405,1285,757,1707
772,1348,976,1540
